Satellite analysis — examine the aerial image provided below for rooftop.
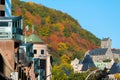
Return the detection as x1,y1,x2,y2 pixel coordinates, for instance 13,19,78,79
82,54,95,71
109,62,120,74
112,49,120,54
0,16,22,20
89,48,108,55
102,37,111,41
24,34,43,43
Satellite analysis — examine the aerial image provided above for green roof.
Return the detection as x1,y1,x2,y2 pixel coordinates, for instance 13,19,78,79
24,34,43,43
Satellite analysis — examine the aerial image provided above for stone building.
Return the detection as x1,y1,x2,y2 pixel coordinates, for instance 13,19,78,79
71,58,83,73
89,48,113,62
71,37,115,72
112,49,120,60
87,37,114,69
101,37,112,49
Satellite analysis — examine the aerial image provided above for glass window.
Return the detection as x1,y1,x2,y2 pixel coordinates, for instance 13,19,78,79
0,11,5,16
41,50,44,54
40,59,46,69
0,22,8,26
8,22,11,26
0,0,5,5
34,50,37,54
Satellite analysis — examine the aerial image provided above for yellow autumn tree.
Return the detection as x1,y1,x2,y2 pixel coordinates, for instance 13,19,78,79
60,54,70,63
57,42,68,51
114,73,120,79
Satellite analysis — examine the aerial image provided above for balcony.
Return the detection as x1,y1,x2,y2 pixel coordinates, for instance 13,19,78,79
0,16,23,40
0,27,11,39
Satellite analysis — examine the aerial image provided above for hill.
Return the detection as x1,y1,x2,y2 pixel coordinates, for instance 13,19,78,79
12,0,100,64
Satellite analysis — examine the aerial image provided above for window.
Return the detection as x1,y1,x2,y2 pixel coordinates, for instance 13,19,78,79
41,50,44,54
0,11,5,16
34,50,37,54
40,59,46,69
0,0,5,5
0,22,8,26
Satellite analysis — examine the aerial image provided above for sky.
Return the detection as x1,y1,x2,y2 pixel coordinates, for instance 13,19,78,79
21,0,120,49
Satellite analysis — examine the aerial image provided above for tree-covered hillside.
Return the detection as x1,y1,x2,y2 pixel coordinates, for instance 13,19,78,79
12,0,100,64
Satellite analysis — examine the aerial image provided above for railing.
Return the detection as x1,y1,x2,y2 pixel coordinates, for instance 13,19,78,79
0,27,23,40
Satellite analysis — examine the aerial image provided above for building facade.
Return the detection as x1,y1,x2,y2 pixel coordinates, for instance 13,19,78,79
0,0,11,17
0,16,23,79
25,33,52,80
101,37,112,49
0,16,23,40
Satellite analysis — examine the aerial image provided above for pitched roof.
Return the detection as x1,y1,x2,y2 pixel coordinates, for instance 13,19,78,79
82,54,96,71
89,48,108,55
109,63,120,74
24,34,43,43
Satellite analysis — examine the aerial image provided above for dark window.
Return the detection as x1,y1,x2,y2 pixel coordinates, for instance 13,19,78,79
0,11,5,16
0,22,8,26
34,50,37,54
40,59,46,69
41,50,44,54
15,21,17,27
0,0,5,5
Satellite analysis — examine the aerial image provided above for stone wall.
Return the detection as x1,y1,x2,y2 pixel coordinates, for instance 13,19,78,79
0,40,19,78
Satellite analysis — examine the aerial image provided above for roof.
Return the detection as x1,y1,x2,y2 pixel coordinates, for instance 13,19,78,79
102,38,110,41
21,43,33,47
24,34,43,43
109,63,120,74
89,48,108,55
0,16,22,20
112,49,120,54
82,54,96,71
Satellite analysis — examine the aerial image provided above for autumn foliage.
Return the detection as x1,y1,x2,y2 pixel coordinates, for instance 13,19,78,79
12,0,100,65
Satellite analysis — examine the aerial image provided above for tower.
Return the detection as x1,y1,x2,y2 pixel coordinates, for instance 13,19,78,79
0,0,11,17
101,37,112,49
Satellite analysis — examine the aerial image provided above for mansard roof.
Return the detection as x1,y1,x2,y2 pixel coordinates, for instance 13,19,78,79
89,48,108,55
